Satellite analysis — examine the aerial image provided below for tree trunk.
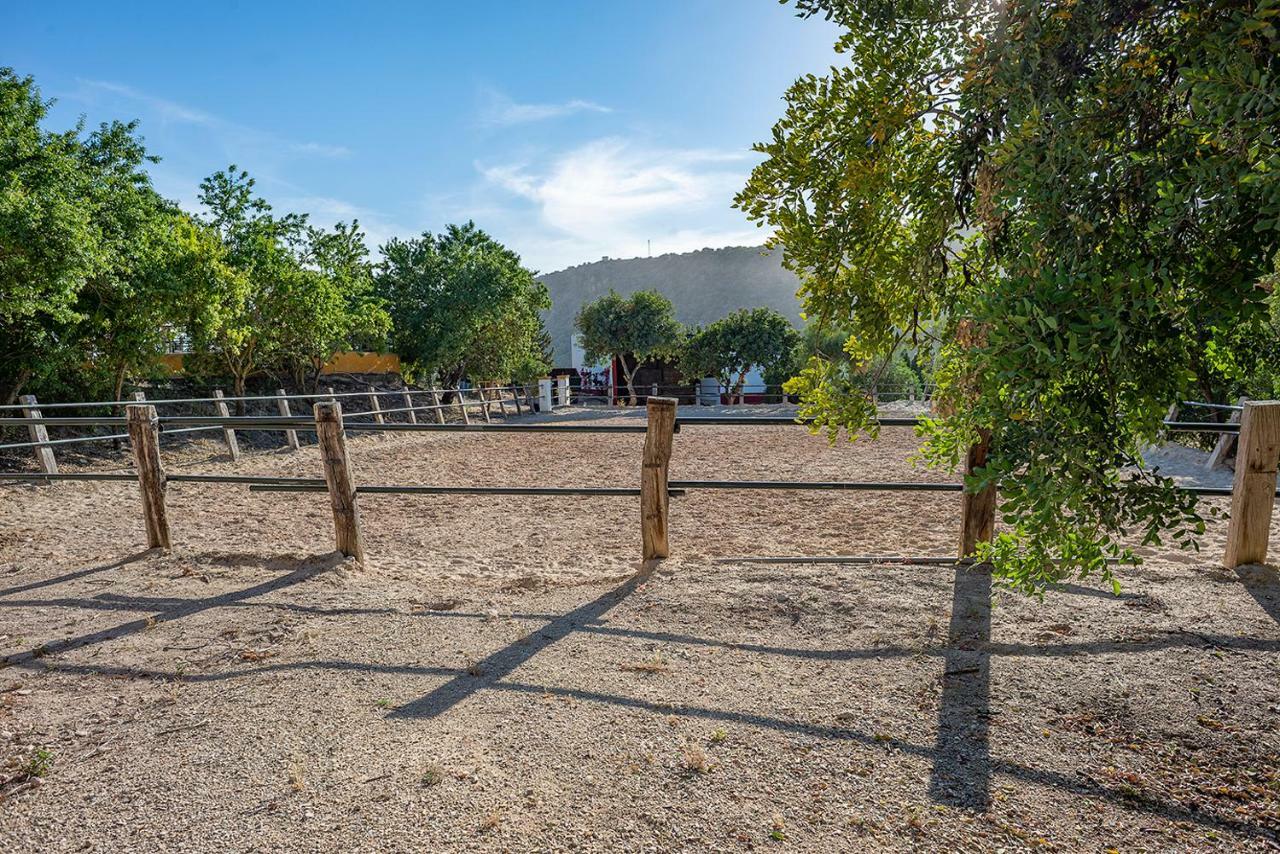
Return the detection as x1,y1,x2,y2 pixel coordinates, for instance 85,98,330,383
233,372,248,416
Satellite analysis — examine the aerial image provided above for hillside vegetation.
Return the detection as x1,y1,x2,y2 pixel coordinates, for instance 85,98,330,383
538,246,803,366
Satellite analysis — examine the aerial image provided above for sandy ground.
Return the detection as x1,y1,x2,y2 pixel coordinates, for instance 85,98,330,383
1,405,1278,851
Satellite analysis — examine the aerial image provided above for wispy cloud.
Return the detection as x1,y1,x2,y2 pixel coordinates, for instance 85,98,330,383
475,137,764,271
479,86,612,127
75,79,351,159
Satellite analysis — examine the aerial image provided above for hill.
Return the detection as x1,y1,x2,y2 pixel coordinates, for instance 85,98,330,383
538,245,803,367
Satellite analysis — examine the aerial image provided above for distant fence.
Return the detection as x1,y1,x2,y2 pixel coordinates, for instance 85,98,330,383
2,395,1274,571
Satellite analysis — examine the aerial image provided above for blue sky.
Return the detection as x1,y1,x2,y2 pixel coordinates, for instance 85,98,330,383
5,1,839,273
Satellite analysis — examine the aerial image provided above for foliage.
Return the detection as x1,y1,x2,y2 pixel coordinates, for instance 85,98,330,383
376,222,549,386
739,0,1280,592
0,69,228,404
680,307,799,399
574,289,683,403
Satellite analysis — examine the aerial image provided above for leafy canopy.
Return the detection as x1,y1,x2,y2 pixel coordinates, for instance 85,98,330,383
680,308,799,394
575,289,683,401
376,222,549,385
738,0,1280,592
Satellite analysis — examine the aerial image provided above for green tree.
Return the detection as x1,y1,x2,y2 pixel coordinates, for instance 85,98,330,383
273,220,390,391
738,0,1280,593
681,308,799,403
376,222,549,388
575,289,682,405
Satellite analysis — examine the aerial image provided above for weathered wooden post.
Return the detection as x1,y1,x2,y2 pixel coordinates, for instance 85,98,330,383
1223,400,1280,568
276,389,301,450
641,396,678,560
512,385,524,415
493,385,509,417
1207,397,1247,470
17,394,57,475
538,378,554,412
557,376,570,407
367,386,385,424
212,390,240,461
475,387,492,423
403,389,418,424
457,388,471,425
126,404,171,549
429,388,446,424
314,401,364,561
959,429,997,559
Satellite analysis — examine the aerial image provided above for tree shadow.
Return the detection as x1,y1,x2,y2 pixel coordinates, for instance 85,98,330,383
927,563,992,810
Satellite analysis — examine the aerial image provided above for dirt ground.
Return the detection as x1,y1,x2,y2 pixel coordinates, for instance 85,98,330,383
1,405,1278,852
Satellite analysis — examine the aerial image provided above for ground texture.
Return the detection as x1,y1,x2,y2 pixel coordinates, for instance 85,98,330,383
1,405,1278,852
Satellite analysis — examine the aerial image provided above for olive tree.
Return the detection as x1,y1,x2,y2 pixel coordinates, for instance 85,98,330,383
574,289,682,405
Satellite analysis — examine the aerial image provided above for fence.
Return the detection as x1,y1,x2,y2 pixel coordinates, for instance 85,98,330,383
2,396,1276,570
0,383,539,473
571,382,935,407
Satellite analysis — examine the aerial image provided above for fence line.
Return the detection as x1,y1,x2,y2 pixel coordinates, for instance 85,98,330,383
3,397,1277,571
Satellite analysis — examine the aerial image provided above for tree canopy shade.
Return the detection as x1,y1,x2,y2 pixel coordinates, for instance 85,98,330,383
375,222,550,387
738,1,1280,592
680,308,799,401
575,289,683,404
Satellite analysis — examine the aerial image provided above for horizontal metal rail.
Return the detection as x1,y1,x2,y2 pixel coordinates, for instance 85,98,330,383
167,474,325,485
0,472,138,482
1179,400,1244,412
248,484,686,496
0,432,130,450
670,479,963,492
0,385,527,411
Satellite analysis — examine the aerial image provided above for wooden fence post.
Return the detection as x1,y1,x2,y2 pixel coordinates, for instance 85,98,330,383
430,389,446,424
403,389,418,424
1207,396,1247,470
314,401,365,561
126,404,171,549
276,389,300,450
477,386,492,423
367,386,385,424
641,397,678,560
212,390,241,461
457,388,471,425
1223,400,1280,568
17,394,57,474
959,429,997,559
494,385,509,417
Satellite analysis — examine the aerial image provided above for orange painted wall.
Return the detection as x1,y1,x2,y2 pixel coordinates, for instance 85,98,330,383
156,351,402,376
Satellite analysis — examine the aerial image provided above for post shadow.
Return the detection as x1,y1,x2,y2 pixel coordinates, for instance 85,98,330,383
1235,563,1280,626
389,562,656,720
927,562,992,810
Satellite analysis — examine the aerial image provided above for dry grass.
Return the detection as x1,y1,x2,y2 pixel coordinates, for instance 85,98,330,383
619,653,670,674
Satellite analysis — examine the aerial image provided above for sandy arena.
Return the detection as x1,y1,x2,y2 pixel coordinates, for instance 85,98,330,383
1,405,1278,851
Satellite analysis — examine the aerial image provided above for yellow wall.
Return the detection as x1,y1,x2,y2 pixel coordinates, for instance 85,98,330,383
157,351,402,377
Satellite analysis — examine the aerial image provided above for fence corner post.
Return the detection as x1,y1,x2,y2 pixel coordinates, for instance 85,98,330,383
314,401,365,562
212,390,240,461
17,394,57,474
126,404,171,549
959,429,997,559
641,396,678,560
1224,400,1280,568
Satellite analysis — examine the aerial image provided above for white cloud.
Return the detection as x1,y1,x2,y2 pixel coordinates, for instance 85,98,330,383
479,87,611,126
475,138,765,271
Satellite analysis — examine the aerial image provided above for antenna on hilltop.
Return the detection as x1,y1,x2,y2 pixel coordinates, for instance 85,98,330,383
647,239,651,257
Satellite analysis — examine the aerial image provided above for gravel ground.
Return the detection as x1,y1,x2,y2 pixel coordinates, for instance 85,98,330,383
1,405,1278,851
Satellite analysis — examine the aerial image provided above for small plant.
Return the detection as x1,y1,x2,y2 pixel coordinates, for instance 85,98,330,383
421,764,445,787
375,698,393,709
479,811,501,832
24,747,52,779
769,814,786,842
710,729,727,744
287,755,306,792
682,740,711,775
